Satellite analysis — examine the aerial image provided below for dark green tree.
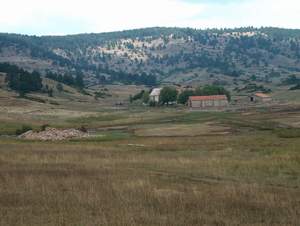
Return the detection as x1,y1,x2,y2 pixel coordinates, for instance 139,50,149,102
75,72,84,89
56,83,64,92
62,73,75,86
159,87,178,105
177,90,195,105
6,70,43,96
142,91,150,104
282,75,300,85
131,90,145,101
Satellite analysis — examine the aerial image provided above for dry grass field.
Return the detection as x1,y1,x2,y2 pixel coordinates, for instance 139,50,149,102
0,95,300,225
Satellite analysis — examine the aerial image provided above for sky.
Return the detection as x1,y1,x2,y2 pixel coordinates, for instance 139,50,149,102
0,0,299,36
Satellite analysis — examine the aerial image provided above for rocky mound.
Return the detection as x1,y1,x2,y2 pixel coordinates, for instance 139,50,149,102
19,128,89,141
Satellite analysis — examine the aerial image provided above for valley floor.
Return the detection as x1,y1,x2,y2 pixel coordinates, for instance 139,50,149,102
0,94,300,225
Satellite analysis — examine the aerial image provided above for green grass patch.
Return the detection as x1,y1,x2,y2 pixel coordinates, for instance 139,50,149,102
0,121,21,135
222,118,279,131
172,111,233,124
0,121,40,136
67,114,126,125
275,128,300,138
72,131,132,142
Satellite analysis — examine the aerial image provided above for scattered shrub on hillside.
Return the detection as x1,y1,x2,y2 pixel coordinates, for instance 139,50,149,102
80,89,92,96
289,84,300,90
282,75,300,85
94,91,111,99
56,83,64,92
237,83,272,94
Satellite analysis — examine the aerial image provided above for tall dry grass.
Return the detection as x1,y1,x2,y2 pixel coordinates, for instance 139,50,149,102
0,130,299,226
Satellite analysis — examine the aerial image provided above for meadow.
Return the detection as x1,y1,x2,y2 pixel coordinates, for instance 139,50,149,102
0,100,299,226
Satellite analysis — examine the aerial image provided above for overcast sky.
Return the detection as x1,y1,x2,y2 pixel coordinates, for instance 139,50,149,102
0,0,299,36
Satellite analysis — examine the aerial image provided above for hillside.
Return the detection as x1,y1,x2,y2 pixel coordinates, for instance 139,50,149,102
1,27,300,89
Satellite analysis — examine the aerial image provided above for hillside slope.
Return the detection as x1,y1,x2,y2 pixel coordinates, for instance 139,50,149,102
1,27,300,88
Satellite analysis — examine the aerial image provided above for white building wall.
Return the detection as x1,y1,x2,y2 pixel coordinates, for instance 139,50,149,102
190,100,228,108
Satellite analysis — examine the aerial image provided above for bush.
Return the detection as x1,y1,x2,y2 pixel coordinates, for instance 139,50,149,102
94,91,111,99
40,124,50,131
80,89,92,96
79,126,88,133
15,125,33,135
142,91,150,104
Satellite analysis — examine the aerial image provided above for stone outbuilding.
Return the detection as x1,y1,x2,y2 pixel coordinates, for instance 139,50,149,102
188,95,229,109
250,93,272,103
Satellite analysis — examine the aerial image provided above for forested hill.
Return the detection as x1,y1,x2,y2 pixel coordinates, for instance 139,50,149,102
1,27,300,87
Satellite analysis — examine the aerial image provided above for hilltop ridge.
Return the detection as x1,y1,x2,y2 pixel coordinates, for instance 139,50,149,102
0,27,300,88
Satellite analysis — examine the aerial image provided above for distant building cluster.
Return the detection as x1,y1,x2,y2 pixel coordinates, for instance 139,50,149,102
148,86,273,111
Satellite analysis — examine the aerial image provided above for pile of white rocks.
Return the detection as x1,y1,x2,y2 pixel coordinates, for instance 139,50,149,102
19,127,89,141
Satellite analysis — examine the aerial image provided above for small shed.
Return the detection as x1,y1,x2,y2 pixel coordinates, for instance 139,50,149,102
188,95,229,109
250,93,272,103
150,88,162,103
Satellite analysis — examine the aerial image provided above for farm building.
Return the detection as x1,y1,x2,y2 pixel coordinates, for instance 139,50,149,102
250,93,272,103
150,88,162,103
188,95,229,109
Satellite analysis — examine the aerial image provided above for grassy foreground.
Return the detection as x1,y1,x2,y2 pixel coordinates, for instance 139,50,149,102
0,106,299,226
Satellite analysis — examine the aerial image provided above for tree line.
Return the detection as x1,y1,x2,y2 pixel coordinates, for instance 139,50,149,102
45,71,84,89
0,63,43,96
96,67,157,86
0,63,86,96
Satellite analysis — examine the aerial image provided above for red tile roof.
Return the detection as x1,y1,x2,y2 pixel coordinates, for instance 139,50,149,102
255,93,271,98
189,95,228,101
